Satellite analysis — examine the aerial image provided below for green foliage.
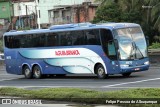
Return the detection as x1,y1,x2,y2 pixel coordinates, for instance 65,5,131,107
0,39,3,52
93,2,121,23
93,0,160,43
93,2,143,24
17,27,31,31
0,87,160,106
149,42,160,49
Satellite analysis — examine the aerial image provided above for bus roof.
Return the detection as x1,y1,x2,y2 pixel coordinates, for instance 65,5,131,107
3,22,140,36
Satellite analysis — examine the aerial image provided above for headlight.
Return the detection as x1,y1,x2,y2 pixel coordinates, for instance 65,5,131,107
144,61,149,65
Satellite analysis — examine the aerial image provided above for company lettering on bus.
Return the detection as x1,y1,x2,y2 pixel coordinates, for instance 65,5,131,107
55,50,80,56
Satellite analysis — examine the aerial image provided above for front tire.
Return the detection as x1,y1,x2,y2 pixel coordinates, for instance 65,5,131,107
33,65,42,79
96,64,107,79
23,66,32,79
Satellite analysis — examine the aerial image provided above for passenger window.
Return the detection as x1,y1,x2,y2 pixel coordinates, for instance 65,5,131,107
5,36,20,48
71,31,85,45
59,32,72,46
45,33,58,46
85,29,100,45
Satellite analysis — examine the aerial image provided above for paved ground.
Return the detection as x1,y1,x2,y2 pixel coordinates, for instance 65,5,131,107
0,65,159,107
0,65,159,91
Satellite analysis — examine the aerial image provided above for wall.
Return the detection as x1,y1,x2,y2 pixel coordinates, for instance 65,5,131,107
149,50,160,66
49,3,98,25
13,2,36,16
38,0,86,26
88,6,96,21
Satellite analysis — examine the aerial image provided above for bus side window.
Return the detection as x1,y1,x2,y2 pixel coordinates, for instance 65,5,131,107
85,29,100,45
59,32,68,46
72,31,85,45
66,32,72,46
4,36,10,48
46,33,57,46
5,36,20,48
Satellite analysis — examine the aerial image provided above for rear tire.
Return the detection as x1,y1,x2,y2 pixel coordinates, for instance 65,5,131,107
23,66,32,79
122,72,131,77
96,64,107,79
33,65,42,79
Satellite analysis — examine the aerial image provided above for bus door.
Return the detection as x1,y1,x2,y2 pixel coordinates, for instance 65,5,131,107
107,40,120,73
101,29,120,74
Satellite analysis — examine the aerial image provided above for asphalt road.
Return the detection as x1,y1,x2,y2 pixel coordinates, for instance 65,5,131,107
0,65,160,91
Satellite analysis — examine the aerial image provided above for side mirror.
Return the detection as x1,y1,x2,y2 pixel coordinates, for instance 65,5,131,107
145,36,149,46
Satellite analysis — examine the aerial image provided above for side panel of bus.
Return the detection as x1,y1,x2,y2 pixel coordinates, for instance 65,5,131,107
4,49,21,74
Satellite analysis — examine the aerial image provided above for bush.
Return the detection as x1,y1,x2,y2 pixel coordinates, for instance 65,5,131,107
149,42,160,49
0,39,3,52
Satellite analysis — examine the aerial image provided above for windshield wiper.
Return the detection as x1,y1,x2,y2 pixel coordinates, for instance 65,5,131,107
133,42,144,59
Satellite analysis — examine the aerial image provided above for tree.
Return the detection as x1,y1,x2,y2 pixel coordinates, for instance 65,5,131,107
93,0,160,43
93,2,122,23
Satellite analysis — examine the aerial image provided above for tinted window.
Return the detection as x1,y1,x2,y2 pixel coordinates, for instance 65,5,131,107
4,33,58,48
71,31,85,45
4,29,101,48
5,36,20,48
84,29,101,45
59,32,71,46
58,30,100,46
45,33,58,46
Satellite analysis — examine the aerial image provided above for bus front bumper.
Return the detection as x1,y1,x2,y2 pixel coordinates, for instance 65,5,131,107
120,64,150,73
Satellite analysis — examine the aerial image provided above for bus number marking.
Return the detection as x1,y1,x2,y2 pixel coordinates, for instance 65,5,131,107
6,56,11,59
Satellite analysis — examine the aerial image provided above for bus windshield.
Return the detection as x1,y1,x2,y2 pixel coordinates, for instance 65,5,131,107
114,27,147,60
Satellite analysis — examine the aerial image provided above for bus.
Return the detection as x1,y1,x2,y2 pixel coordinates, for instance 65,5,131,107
3,23,149,79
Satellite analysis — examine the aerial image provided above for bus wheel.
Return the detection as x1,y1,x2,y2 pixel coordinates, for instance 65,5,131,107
23,66,32,79
122,72,131,77
33,65,42,79
96,64,107,79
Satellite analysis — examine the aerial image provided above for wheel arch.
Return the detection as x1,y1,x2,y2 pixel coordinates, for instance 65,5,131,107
22,63,31,75
32,63,43,74
94,63,107,74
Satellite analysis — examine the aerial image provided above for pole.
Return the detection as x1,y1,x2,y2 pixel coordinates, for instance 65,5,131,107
18,0,21,29
35,0,40,29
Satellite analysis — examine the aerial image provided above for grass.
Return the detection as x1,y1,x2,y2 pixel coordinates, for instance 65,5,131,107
1,87,160,98
0,87,160,107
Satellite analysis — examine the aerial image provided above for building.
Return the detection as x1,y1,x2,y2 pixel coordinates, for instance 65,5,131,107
48,1,98,25
12,0,36,29
0,0,13,37
0,0,13,22
1,0,96,30
37,0,93,28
